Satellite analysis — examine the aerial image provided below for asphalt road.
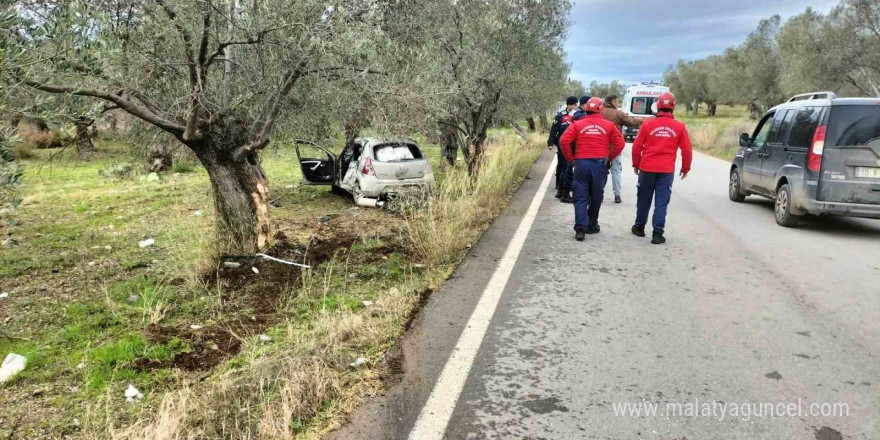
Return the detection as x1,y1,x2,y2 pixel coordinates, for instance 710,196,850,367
333,146,880,440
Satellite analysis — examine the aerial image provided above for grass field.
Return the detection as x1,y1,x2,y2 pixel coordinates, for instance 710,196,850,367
678,104,755,160
0,130,543,439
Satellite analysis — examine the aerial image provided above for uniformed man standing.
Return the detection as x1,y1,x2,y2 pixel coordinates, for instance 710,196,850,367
630,92,693,244
547,96,578,202
559,97,626,241
572,94,592,121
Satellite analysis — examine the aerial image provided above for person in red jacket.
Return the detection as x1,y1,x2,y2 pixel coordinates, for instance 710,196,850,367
630,92,692,244
559,97,626,241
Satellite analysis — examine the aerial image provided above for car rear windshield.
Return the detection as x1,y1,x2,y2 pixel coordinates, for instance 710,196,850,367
373,143,423,162
631,97,657,115
827,105,880,147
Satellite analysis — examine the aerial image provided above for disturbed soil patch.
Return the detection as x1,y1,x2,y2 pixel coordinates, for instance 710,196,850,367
136,219,403,372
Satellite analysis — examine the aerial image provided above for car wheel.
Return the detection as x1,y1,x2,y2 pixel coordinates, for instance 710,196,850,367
775,184,801,227
728,168,746,202
331,184,347,195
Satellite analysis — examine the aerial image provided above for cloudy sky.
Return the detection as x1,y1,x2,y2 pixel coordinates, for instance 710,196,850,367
565,0,841,86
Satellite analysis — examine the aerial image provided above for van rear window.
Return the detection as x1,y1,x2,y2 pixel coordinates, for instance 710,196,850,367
828,106,880,147
631,97,657,115
373,144,423,162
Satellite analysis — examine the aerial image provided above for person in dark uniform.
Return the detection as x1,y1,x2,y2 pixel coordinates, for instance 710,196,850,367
547,96,579,201
572,94,592,121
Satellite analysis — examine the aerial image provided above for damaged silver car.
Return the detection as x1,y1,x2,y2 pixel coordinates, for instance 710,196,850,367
295,137,435,207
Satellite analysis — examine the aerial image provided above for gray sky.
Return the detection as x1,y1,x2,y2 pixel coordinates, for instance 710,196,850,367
565,0,842,86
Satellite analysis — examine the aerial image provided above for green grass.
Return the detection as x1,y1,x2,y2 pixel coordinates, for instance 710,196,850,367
0,130,542,439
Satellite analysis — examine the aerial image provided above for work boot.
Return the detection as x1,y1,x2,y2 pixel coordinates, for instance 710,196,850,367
560,193,573,204
651,232,666,245
615,195,622,204
575,231,585,241
586,225,600,235
631,225,645,237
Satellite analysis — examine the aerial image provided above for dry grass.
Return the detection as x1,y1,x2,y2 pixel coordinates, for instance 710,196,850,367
83,131,544,440
690,125,718,151
407,131,543,265
679,105,755,160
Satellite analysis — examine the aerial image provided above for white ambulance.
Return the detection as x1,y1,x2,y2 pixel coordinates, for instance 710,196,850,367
621,83,670,141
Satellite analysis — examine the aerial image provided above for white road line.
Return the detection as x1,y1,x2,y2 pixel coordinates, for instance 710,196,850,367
407,155,557,440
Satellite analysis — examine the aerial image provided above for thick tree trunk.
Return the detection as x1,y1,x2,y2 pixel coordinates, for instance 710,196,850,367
74,117,96,152
467,137,485,175
539,114,549,133
526,117,536,132
441,123,458,167
707,102,717,117
195,143,271,254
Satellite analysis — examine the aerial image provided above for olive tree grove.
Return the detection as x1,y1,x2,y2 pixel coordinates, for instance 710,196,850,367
665,0,880,114
3,0,397,253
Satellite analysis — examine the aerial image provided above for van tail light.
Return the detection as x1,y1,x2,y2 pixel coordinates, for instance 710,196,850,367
807,124,827,173
361,157,375,176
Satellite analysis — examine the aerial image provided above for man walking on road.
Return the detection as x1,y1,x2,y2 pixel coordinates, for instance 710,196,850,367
547,96,579,202
601,94,644,204
559,97,626,242
631,92,693,245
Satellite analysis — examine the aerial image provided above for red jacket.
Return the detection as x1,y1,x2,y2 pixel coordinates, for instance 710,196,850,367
632,112,693,174
558,113,625,162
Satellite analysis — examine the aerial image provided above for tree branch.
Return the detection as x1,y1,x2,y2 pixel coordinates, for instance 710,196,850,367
155,0,204,142
233,60,308,161
24,81,185,136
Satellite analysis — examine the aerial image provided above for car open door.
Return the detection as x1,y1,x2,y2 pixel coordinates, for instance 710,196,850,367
818,105,880,205
295,140,336,185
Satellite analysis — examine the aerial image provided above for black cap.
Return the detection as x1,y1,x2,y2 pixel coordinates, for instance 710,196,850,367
579,95,591,105
565,96,578,106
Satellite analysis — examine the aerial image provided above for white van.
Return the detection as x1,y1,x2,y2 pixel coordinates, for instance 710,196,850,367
622,83,670,141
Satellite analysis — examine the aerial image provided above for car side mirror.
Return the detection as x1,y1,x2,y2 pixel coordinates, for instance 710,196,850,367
739,133,751,148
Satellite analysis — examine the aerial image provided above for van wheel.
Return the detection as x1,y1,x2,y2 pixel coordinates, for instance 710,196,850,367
775,184,801,227
729,169,746,202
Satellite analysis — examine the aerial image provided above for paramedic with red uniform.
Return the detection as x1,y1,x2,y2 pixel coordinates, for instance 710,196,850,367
559,97,626,242
630,92,693,245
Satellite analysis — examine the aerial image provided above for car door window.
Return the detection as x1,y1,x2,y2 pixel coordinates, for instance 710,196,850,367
752,113,775,147
767,110,793,145
788,107,823,149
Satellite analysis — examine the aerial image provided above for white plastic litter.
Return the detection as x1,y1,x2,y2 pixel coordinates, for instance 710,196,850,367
222,261,241,268
251,266,260,274
138,238,155,248
189,324,203,330
124,384,143,402
0,353,27,383
193,210,202,217
349,357,368,368
0,292,8,299
258,334,272,342
361,300,374,307
255,253,311,269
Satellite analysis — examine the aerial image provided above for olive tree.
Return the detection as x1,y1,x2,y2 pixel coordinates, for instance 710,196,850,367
3,0,391,252
417,0,571,173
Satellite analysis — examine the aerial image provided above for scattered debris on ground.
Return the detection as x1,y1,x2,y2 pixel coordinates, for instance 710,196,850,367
0,353,27,383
